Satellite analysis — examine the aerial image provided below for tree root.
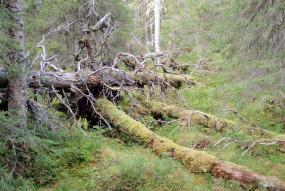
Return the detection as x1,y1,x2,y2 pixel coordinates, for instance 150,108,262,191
95,97,285,191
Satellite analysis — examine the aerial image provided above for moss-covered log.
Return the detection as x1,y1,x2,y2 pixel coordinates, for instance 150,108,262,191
136,97,285,141
95,97,285,191
130,72,195,88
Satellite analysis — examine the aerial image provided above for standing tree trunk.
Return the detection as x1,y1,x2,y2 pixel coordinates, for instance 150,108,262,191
154,0,161,65
144,9,150,50
4,0,27,128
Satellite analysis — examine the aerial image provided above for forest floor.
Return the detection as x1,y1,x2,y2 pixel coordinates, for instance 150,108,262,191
39,68,285,191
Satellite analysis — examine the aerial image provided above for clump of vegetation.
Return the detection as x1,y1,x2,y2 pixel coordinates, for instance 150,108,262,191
0,111,102,190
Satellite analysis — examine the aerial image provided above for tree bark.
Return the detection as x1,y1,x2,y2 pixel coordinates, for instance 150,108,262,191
0,68,195,89
95,98,285,191
4,0,27,128
27,71,101,89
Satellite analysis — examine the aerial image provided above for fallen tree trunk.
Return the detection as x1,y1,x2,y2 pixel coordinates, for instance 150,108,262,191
27,71,102,89
95,97,285,191
0,68,194,89
131,72,195,88
0,69,103,89
135,97,285,141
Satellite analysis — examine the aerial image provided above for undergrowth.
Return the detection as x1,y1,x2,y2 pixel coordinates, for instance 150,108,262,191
0,111,102,191
51,139,241,191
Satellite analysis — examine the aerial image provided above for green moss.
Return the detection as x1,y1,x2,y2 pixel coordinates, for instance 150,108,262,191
96,98,218,173
138,97,284,141
95,98,285,190
132,72,196,88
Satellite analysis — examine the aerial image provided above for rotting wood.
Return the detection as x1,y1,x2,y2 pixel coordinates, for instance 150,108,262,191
95,97,285,191
135,97,285,141
131,72,195,88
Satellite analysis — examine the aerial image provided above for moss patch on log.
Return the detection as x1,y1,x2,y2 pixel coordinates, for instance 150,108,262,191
95,97,218,173
135,95,284,141
130,72,196,88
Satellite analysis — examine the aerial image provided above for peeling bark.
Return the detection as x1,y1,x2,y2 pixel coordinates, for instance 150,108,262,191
27,71,102,89
95,98,285,191
212,162,285,190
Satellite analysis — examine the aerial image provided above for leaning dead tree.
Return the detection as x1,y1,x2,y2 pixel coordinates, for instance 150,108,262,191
1,1,285,190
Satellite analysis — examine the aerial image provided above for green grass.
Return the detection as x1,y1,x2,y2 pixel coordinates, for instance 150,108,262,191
177,71,285,134
48,138,241,191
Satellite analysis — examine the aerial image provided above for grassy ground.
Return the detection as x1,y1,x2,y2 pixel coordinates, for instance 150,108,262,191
155,122,285,181
177,72,285,134
40,134,242,191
